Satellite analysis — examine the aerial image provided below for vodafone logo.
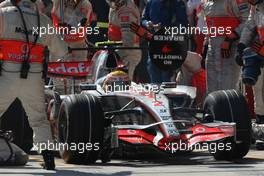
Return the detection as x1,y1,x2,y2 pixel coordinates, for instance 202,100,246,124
195,127,206,133
21,44,30,54
127,130,137,135
48,62,91,77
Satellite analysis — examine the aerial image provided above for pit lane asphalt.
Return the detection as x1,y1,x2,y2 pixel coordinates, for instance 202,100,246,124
0,149,263,176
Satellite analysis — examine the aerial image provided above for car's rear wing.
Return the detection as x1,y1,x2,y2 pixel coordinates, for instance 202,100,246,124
47,45,143,79
48,61,92,79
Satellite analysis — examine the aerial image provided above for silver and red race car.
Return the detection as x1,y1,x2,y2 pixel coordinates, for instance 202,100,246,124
45,43,252,164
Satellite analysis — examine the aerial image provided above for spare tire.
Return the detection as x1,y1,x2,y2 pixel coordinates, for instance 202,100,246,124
58,94,105,164
204,89,251,160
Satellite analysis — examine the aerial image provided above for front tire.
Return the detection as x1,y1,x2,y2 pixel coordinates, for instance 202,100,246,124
204,89,251,160
58,94,105,164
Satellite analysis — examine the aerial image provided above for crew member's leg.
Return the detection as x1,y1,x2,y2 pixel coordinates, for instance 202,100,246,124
252,69,264,142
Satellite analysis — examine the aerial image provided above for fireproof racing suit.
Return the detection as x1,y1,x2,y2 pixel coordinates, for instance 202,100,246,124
240,4,264,116
108,0,141,79
178,0,206,87
202,0,250,93
0,0,68,148
0,0,41,8
51,0,93,60
187,0,206,54
51,0,93,93
0,0,53,17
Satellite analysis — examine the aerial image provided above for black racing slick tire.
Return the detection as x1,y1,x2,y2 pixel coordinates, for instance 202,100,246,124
204,89,251,160
58,94,105,164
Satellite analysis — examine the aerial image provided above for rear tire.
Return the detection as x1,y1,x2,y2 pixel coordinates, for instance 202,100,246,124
204,90,251,160
58,94,105,164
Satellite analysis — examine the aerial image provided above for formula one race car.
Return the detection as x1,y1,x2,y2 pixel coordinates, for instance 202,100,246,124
45,41,252,164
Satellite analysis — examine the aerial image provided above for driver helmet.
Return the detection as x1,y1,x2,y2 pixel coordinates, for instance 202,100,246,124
248,0,263,5
103,70,131,92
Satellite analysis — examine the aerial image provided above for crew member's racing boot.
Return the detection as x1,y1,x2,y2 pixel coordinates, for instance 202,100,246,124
252,115,264,150
0,130,28,166
41,150,55,170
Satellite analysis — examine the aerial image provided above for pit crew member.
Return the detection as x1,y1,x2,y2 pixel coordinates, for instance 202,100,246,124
202,0,250,93
51,0,94,93
107,0,141,80
187,0,206,55
0,0,68,169
238,0,264,141
51,0,93,60
141,0,188,83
